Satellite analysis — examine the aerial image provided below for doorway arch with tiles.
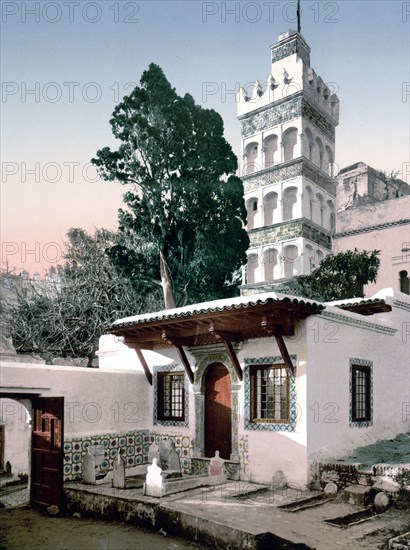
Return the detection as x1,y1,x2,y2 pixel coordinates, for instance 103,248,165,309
190,345,240,462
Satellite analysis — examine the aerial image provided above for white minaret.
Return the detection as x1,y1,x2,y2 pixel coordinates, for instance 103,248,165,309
238,30,339,294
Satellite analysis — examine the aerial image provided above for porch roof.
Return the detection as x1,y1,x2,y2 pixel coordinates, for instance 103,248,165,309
109,292,323,383
110,291,323,346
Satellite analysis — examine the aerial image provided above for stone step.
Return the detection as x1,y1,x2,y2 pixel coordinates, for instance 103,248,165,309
342,484,371,506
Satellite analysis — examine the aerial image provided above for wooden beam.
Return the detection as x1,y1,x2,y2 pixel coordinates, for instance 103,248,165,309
275,335,295,376
134,347,153,385
223,339,243,381
175,345,194,384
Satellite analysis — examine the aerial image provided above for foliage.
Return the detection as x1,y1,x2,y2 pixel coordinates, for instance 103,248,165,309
294,249,380,302
1,228,162,365
92,63,249,308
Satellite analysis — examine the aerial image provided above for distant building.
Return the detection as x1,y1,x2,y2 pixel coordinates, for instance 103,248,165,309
334,163,410,295
336,161,409,212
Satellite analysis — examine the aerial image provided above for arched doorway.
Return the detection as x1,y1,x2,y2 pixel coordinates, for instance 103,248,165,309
204,363,232,460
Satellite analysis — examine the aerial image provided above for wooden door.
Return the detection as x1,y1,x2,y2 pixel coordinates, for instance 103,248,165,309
205,363,232,460
31,397,64,509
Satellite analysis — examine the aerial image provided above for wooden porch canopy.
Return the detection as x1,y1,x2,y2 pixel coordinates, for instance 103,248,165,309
108,294,324,385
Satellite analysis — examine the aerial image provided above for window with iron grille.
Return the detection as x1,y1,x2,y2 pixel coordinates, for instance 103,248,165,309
157,372,185,421
250,365,290,423
351,365,371,422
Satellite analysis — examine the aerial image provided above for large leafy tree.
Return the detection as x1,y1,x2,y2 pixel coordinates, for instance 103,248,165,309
92,64,249,308
1,228,162,365
293,249,381,302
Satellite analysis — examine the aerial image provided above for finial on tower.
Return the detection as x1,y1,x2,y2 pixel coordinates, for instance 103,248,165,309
297,0,301,33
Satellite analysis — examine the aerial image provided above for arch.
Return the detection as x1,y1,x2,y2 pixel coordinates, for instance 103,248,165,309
0,398,31,479
282,127,298,162
283,244,299,278
192,348,240,462
305,244,314,273
325,146,334,176
305,185,314,220
327,200,335,232
399,270,410,294
246,197,258,230
263,134,278,168
283,186,298,221
263,192,278,225
244,142,259,175
247,253,259,284
316,249,324,266
315,138,324,170
304,128,315,162
316,193,325,226
263,248,278,282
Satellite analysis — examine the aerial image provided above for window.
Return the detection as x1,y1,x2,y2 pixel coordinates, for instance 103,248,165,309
157,372,185,421
250,365,290,423
351,365,371,422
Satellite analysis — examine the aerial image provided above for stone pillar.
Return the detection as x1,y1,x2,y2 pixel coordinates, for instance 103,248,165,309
193,386,205,458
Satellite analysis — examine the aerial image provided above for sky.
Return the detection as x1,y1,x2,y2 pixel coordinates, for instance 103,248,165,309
1,0,409,274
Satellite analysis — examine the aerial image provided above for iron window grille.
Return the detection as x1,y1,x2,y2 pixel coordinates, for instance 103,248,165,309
351,365,371,422
157,372,185,421
250,365,290,423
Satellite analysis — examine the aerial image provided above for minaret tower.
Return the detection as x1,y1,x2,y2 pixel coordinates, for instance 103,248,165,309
238,30,339,294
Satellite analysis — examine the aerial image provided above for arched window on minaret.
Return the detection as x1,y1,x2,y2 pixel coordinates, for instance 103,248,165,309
263,248,278,282
283,244,299,278
316,193,325,226
315,138,324,170
263,192,278,225
246,197,258,230
327,200,335,232
244,142,259,175
305,244,314,273
304,128,315,162
282,128,298,162
305,186,314,220
316,249,324,266
283,187,298,221
247,253,259,284
399,270,410,294
325,146,334,176
263,135,278,168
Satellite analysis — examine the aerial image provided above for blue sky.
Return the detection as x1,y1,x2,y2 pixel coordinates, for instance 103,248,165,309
1,0,409,273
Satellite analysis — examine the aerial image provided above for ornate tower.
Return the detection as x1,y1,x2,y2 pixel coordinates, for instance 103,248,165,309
237,30,339,294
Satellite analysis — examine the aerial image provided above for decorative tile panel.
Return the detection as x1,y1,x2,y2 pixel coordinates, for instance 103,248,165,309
271,35,311,67
63,429,149,481
243,158,337,196
240,96,335,142
153,364,189,428
244,356,297,432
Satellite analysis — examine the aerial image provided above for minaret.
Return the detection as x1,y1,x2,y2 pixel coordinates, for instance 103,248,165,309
238,30,339,294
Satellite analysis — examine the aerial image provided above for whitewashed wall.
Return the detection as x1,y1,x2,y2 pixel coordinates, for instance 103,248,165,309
306,290,410,463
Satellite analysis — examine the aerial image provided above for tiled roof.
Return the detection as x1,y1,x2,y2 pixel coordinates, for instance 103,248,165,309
112,291,324,329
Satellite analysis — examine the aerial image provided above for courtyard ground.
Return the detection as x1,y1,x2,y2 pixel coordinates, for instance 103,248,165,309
0,506,206,550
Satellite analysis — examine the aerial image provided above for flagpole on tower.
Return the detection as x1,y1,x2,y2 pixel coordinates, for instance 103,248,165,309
297,0,301,33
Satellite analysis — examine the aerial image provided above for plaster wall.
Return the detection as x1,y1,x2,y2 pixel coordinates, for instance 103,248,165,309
305,295,410,464
0,361,149,438
235,331,308,487
334,197,410,295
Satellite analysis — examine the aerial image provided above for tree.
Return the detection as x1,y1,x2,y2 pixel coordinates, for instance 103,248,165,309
1,228,162,365
92,64,249,308
293,249,380,302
